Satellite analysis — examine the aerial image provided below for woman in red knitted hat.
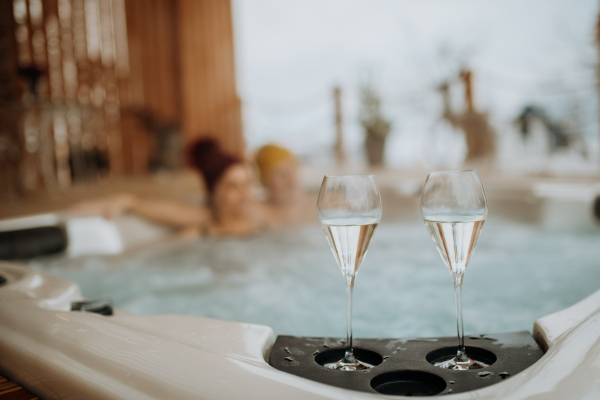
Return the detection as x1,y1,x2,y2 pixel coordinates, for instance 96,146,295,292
188,138,264,236
72,138,265,237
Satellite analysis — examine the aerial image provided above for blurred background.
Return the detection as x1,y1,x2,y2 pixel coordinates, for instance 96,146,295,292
238,0,598,172
0,0,599,209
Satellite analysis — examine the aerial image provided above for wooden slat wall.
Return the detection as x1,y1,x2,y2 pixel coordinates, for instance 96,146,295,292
177,0,244,156
0,2,19,105
123,0,181,174
124,0,243,162
1,0,243,199
125,0,180,121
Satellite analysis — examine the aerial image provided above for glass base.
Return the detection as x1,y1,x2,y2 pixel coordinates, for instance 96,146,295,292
434,356,488,371
324,358,374,371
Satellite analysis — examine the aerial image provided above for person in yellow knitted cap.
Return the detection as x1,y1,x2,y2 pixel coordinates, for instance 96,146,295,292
255,144,314,228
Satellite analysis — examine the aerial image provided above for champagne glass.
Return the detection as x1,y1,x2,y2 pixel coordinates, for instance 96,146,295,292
317,175,382,371
420,170,488,370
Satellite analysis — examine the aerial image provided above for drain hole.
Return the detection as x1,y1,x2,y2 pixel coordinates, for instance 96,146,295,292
426,346,497,366
371,371,446,396
315,348,383,367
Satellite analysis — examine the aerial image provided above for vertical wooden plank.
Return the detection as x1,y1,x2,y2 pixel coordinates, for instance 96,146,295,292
176,0,244,156
221,0,242,154
0,1,19,104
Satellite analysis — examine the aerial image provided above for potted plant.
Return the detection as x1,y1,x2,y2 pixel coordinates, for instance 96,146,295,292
360,84,391,166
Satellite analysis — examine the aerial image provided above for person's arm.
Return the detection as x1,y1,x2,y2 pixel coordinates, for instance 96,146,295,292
129,196,209,228
71,194,209,229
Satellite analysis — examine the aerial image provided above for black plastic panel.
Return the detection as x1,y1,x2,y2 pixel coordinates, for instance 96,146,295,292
268,331,543,396
71,298,113,316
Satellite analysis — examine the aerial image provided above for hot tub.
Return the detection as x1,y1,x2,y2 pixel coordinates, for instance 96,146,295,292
1,179,600,398
23,190,600,340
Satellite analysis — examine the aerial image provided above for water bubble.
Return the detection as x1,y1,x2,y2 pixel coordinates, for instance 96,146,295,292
477,371,493,378
312,350,320,356
284,357,294,362
323,344,330,348
499,372,510,379
448,389,453,393
449,380,455,384
284,347,291,354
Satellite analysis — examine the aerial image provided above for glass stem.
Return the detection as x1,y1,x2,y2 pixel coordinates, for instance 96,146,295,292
453,274,468,362
344,276,356,363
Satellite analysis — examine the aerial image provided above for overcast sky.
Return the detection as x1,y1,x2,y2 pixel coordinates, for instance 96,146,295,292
233,0,599,168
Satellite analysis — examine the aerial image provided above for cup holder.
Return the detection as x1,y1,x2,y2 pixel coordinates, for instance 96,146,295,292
315,348,383,367
371,371,446,396
269,333,543,395
426,346,497,367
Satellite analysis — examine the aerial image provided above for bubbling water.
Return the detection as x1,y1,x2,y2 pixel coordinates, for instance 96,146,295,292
29,219,600,338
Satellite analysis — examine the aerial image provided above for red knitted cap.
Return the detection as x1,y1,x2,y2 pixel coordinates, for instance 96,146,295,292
188,138,242,193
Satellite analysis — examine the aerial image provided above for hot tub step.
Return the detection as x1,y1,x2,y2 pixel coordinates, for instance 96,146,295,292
268,331,543,396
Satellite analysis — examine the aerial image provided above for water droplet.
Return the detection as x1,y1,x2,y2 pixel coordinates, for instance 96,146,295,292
499,372,510,379
448,389,453,393
383,356,390,360
284,347,291,354
323,344,330,348
284,357,294,362
312,350,320,356
449,380,455,384
362,370,370,373
471,335,495,341
477,371,493,378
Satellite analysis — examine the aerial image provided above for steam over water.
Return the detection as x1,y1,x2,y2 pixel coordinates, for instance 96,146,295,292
30,220,600,338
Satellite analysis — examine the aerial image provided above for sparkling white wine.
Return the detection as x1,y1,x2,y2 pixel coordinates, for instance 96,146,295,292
423,214,485,276
321,216,378,278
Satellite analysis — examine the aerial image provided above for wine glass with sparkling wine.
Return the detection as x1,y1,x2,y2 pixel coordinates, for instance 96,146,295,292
317,175,382,371
421,170,488,371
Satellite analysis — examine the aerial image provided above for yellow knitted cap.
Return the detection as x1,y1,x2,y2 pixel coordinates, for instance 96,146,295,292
254,144,296,185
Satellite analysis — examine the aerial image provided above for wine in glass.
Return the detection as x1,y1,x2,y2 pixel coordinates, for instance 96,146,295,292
317,175,382,371
420,170,488,370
